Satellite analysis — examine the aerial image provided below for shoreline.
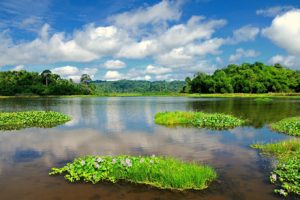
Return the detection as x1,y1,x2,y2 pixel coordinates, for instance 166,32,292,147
0,93,300,98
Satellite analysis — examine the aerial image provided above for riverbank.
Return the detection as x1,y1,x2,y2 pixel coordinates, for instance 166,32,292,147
0,93,300,98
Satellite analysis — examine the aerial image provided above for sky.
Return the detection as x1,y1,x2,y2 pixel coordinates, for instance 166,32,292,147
0,0,300,82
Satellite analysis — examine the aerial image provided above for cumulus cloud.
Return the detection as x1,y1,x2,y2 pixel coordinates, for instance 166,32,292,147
0,1,238,80
104,70,123,80
52,66,97,82
263,9,300,56
145,65,172,75
158,16,226,48
104,60,126,69
228,25,260,44
229,48,259,63
108,0,181,30
268,55,296,68
256,6,295,17
11,65,25,71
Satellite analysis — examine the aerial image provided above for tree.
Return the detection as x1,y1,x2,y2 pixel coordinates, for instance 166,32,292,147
41,69,52,87
184,62,300,94
80,74,92,84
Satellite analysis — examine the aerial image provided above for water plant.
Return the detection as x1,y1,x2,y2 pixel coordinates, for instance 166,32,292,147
154,111,245,130
252,140,300,196
270,117,300,136
254,98,273,104
0,111,71,130
49,155,217,190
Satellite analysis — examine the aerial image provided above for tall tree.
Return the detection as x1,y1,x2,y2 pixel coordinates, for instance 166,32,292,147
80,74,92,84
41,69,52,87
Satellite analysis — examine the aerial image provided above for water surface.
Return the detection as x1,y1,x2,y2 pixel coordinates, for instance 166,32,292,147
0,97,299,200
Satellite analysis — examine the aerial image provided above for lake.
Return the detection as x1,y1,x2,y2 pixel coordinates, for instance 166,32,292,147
0,97,299,200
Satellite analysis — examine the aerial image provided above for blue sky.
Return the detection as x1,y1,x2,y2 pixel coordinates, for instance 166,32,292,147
0,0,299,81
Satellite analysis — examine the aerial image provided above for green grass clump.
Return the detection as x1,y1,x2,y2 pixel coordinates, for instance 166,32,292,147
252,140,300,196
270,117,300,136
254,98,273,104
0,111,71,130
49,155,217,190
154,111,245,130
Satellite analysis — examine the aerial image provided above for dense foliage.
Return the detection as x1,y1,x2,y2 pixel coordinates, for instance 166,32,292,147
0,70,94,96
252,140,300,196
50,155,217,190
92,80,185,94
154,111,245,130
0,111,71,130
270,117,300,136
183,62,300,93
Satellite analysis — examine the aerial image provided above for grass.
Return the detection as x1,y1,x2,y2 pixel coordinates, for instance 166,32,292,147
49,155,217,190
154,111,245,130
270,117,300,136
254,98,273,104
252,140,300,196
0,111,71,130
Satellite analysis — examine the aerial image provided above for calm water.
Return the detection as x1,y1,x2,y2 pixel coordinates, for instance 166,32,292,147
0,97,299,200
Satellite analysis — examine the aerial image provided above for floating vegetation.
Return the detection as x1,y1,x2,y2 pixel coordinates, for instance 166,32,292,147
154,111,245,130
49,155,217,190
252,140,300,197
0,111,71,130
254,98,273,104
270,117,300,136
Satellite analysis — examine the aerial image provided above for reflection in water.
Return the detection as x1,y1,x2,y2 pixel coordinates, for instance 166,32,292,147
0,97,299,200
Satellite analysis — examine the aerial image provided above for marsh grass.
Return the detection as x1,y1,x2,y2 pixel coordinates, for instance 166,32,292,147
49,155,217,190
252,140,300,196
270,117,300,136
154,111,245,130
254,98,273,104
0,111,71,130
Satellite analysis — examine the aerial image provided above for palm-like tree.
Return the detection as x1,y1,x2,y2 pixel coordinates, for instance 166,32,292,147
41,69,52,87
80,74,92,84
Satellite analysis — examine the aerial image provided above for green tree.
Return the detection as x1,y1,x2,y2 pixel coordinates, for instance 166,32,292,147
80,74,92,84
41,69,52,87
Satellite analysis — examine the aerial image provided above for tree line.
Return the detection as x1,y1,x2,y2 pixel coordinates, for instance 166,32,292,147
0,70,94,96
182,62,300,93
92,80,185,93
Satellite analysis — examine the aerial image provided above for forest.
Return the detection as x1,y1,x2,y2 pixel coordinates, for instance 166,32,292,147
0,70,94,95
182,62,300,93
92,80,185,93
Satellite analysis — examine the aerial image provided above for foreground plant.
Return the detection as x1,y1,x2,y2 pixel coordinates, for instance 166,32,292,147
0,111,71,130
254,98,273,104
154,111,245,130
270,117,300,136
49,155,217,190
252,140,300,197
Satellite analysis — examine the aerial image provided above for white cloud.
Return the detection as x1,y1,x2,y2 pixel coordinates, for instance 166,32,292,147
109,0,181,29
104,70,123,80
11,65,25,71
158,16,226,48
117,39,158,59
52,66,79,76
256,6,295,17
263,9,300,56
229,48,259,62
268,54,296,68
51,66,97,82
145,65,172,75
0,1,232,79
104,60,126,69
229,25,260,44
155,47,194,67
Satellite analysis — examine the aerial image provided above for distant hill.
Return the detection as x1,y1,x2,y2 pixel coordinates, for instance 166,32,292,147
91,80,185,93
183,62,300,93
